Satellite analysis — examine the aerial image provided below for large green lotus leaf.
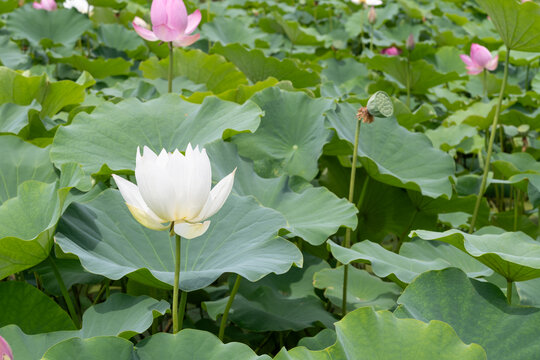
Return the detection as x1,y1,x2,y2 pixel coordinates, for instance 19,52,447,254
0,135,56,202
0,281,76,334
136,330,271,360
313,266,402,311
425,124,479,152
326,102,455,198
492,152,540,179
80,293,169,339
39,74,95,118
55,189,302,291
57,56,132,79
96,24,146,55
212,43,320,88
0,182,63,278
206,141,357,245
329,239,492,285
0,36,31,69
0,293,169,359
443,99,516,130
477,0,540,52
0,101,41,135
393,99,437,130
42,337,135,360
203,256,335,332
6,6,92,47
500,108,540,130
0,67,46,106
140,48,248,95
395,268,540,360
233,87,334,181
202,18,267,47
204,286,336,332
297,329,337,351
50,94,262,176
33,258,103,296
411,229,540,282
363,55,461,94
274,306,486,360
273,12,323,46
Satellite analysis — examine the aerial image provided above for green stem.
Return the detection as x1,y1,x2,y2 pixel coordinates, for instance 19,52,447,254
406,54,411,109
369,25,374,52
172,233,181,333
469,49,511,233
92,279,110,305
218,274,242,341
342,116,363,317
178,290,188,331
482,68,487,99
168,42,174,93
525,63,530,91
507,279,513,305
207,0,211,49
513,189,520,231
49,255,80,328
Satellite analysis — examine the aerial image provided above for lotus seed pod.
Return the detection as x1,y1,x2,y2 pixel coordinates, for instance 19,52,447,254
517,124,530,135
366,91,394,118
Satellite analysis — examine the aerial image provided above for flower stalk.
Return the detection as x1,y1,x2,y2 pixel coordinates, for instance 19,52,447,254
469,49,511,233
172,231,181,333
218,274,242,341
168,42,174,93
49,255,81,328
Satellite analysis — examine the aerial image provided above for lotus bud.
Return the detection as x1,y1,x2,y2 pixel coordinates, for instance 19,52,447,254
368,6,376,25
406,34,415,50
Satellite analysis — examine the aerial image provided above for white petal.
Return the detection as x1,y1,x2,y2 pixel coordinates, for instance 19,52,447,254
135,147,177,220
112,174,168,230
174,145,211,220
174,221,210,239
192,168,236,222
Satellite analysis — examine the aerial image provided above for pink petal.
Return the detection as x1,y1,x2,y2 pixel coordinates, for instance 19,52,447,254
33,2,44,9
150,0,168,26
44,0,57,10
172,33,200,47
460,54,474,67
185,9,201,34
153,24,182,42
132,17,159,41
466,64,484,75
470,43,493,68
166,0,188,34
486,54,498,71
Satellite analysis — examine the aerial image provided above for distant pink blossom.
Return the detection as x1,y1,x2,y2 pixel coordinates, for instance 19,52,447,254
460,43,498,75
132,0,201,47
381,47,401,56
0,336,12,360
33,0,57,11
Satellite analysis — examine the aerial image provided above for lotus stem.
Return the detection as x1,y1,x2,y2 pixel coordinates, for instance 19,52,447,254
178,290,188,330
168,42,174,93
172,232,181,333
482,69,487,99
49,255,80,328
469,49,511,233
406,53,411,109
507,279,513,305
342,114,363,317
218,274,242,341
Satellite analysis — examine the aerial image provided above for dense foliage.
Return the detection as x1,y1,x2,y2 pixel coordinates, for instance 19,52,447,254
0,0,540,358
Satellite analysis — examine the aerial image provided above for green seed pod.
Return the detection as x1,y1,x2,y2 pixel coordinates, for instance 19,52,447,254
366,91,394,118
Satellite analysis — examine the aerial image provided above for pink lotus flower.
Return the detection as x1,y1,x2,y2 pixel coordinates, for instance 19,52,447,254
460,43,498,75
0,336,13,360
33,0,57,11
381,47,401,56
132,0,201,47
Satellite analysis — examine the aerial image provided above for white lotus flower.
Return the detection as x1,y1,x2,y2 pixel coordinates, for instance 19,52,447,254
63,0,93,14
351,0,383,6
112,144,235,239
